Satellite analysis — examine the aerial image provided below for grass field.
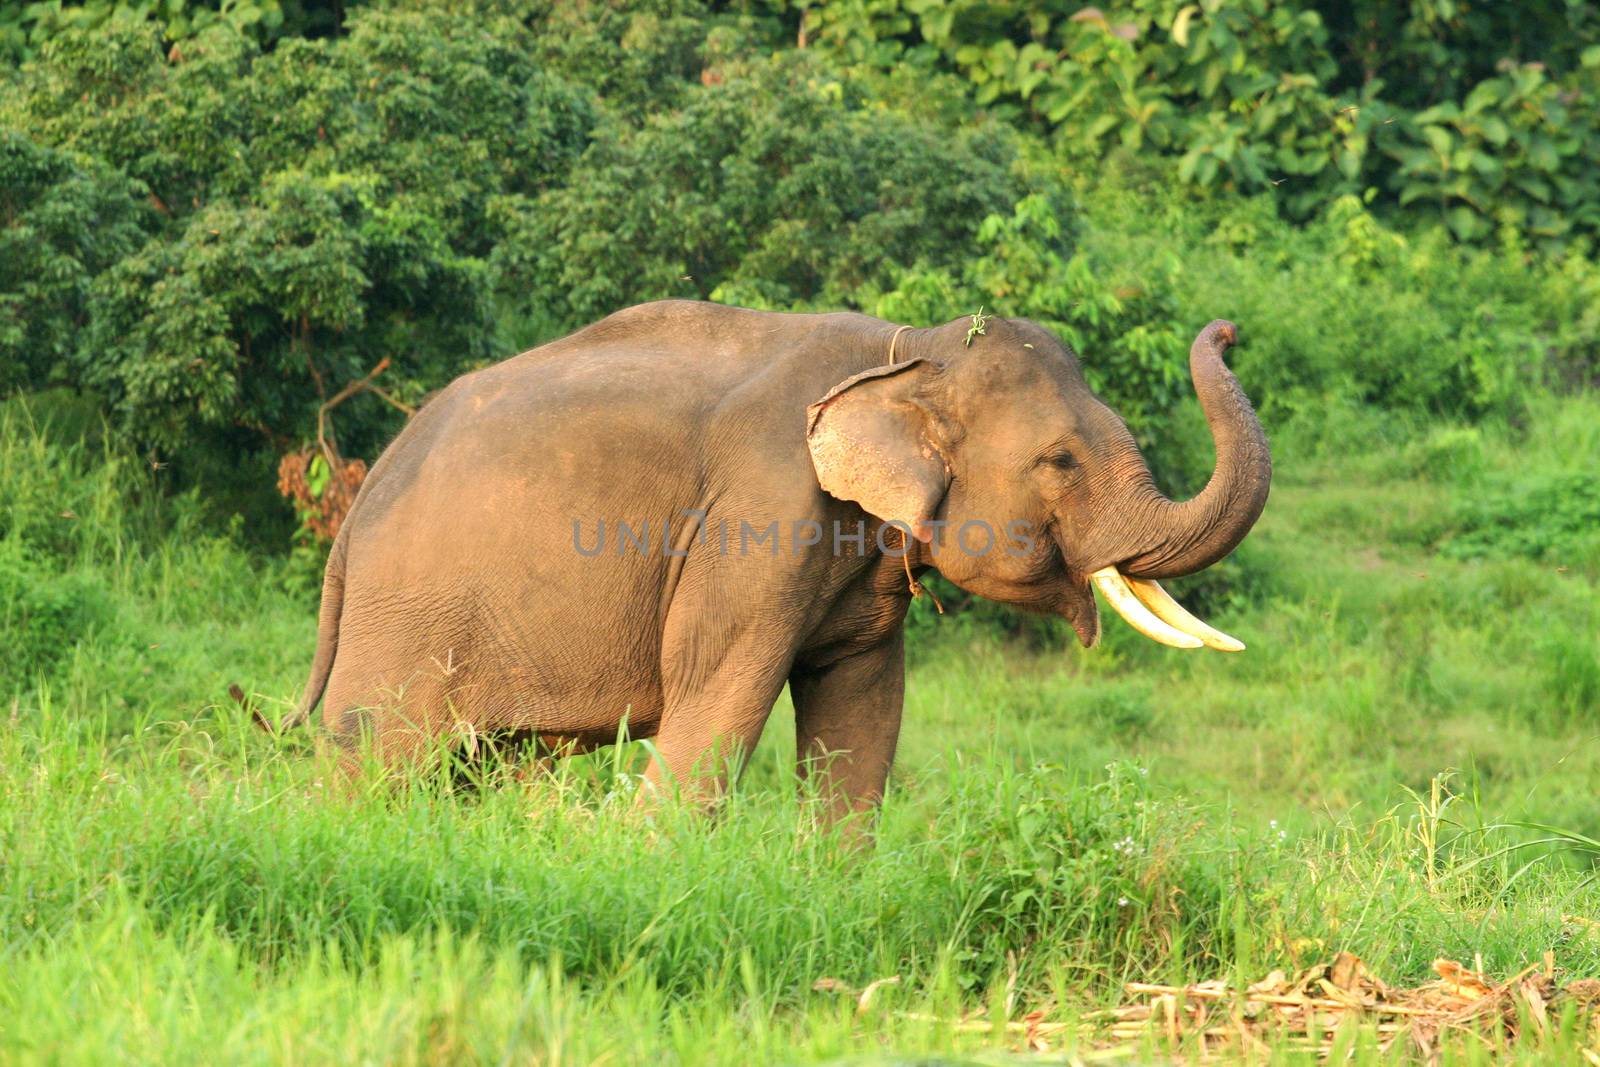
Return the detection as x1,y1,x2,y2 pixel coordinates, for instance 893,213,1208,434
3,393,1600,1064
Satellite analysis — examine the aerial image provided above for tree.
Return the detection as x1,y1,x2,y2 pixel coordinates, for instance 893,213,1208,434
495,50,1034,326
0,133,149,394
2,8,595,468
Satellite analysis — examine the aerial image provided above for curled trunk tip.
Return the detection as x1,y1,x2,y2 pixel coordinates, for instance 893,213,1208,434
1120,318,1271,579
1202,319,1237,348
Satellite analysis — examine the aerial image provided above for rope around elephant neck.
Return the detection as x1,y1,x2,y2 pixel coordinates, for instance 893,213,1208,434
887,324,912,365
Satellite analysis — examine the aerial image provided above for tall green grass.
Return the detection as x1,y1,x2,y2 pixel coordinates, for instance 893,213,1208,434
4,387,1600,1062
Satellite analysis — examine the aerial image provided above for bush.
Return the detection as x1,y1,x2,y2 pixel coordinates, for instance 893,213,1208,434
0,539,112,693
495,49,1032,325
1436,472,1600,564
807,0,1600,248
1078,177,1600,427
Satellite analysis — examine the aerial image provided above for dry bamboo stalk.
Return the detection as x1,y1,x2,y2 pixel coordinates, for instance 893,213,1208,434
1107,1019,1405,1039
893,1011,1076,1036
1123,981,1447,1018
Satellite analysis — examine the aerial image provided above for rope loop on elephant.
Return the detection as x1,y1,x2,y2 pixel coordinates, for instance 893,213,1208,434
887,324,912,366
896,526,944,614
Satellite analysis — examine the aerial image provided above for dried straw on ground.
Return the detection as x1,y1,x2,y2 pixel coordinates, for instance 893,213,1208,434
847,951,1600,1062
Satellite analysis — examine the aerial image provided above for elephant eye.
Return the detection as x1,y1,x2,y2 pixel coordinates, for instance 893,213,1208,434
1047,450,1078,471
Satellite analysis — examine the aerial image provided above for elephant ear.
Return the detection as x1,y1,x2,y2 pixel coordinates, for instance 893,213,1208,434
806,359,949,543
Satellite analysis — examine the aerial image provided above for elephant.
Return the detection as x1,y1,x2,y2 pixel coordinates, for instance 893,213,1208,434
284,301,1270,822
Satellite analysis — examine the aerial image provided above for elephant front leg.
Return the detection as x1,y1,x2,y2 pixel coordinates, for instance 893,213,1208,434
640,620,795,811
789,631,906,832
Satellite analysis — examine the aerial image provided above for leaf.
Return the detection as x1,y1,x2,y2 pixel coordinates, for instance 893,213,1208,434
1083,113,1118,139
1171,4,1199,47
1327,952,1368,991
1336,147,1361,180
855,976,901,1015
1469,151,1503,179
1479,116,1509,147
1462,80,1504,114
1513,173,1552,203
1415,103,1460,125
1527,136,1560,172
307,454,330,497
1446,205,1486,241
1177,147,1202,183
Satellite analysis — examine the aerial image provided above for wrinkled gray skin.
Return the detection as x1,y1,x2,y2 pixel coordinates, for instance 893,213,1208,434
294,301,1270,822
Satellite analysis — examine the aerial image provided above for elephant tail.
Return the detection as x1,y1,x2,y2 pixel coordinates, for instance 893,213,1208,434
277,522,351,732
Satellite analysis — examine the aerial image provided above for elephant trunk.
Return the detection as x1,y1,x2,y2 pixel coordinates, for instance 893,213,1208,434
1117,320,1272,579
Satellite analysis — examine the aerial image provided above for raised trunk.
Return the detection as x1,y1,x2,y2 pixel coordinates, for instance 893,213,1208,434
1119,320,1272,579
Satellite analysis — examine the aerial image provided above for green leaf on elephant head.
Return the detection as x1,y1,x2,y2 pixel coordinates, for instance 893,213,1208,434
965,306,989,347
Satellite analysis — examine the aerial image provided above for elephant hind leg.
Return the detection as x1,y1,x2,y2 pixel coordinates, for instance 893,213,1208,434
319,673,471,784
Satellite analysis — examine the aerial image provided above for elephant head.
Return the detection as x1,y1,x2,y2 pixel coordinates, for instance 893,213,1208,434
805,316,1271,649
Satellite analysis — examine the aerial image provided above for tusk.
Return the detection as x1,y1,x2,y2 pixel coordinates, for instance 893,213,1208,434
1089,567,1202,649
1125,576,1246,652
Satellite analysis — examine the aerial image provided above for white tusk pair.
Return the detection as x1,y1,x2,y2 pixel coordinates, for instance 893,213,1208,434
1088,567,1246,652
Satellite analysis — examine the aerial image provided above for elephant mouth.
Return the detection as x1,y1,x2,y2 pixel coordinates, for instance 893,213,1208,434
1060,572,1102,649
1082,565,1245,652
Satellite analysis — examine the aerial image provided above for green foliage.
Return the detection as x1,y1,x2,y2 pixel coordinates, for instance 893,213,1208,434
1394,393,1600,566
805,0,1600,246
1390,54,1600,243
1436,473,1600,565
807,0,1373,214
4,0,1596,514
523,0,783,114
0,0,341,63
496,50,1030,325
0,133,148,394
957,759,1229,983
1074,175,1600,432
0,539,110,692
1318,0,1599,108
2,7,594,459
877,193,1188,435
